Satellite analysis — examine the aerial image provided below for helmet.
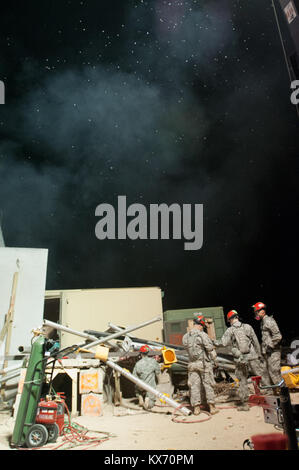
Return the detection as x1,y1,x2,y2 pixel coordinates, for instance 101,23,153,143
139,345,150,354
227,310,238,322
252,302,266,320
193,314,206,327
252,302,266,312
193,311,203,318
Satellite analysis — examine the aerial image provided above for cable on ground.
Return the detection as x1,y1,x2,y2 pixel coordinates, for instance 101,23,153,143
18,397,116,451
171,402,212,424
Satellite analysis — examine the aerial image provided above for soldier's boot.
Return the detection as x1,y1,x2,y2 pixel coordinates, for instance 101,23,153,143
209,404,219,415
193,405,201,416
237,402,250,411
143,397,150,410
138,395,144,407
201,402,210,412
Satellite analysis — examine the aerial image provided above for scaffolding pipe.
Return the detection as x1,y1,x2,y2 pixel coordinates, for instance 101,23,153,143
43,320,116,348
105,323,185,351
281,367,299,375
176,359,235,371
0,364,22,375
42,319,188,415
217,357,235,364
108,322,132,336
108,324,236,365
0,370,21,384
104,358,191,416
44,316,162,351
79,316,162,350
43,320,101,341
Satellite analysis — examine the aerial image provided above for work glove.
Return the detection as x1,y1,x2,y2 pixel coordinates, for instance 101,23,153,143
236,354,248,365
231,347,241,359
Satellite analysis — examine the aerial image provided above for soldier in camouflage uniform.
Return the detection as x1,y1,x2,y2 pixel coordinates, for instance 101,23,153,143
182,314,219,416
216,310,263,411
132,344,161,410
253,302,282,387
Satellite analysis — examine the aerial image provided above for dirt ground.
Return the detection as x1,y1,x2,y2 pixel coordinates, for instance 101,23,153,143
1,388,298,451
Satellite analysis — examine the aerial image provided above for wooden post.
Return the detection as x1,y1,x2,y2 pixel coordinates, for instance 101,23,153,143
113,370,122,406
0,271,19,400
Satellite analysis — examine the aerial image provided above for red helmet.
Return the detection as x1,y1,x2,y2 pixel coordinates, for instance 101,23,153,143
194,314,206,327
252,302,266,312
252,302,266,320
227,310,238,321
139,345,150,354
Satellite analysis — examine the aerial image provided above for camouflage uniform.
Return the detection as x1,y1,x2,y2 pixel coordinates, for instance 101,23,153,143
220,320,263,404
182,328,217,408
240,326,268,387
132,355,161,408
260,315,282,386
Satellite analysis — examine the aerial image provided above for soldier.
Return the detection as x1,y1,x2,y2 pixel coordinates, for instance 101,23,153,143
252,302,282,387
132,344,161,410
182,314,219,416
216,310,263,411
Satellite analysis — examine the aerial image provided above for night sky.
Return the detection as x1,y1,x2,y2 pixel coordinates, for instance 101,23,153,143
0,1,298,342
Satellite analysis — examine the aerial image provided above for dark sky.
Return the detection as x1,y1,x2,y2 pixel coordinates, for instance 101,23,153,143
0,0,298,342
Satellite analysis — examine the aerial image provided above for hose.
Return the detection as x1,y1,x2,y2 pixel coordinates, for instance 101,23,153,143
17,394,116,450
171,402,212,424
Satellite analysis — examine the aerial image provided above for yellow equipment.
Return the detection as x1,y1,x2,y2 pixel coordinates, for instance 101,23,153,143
161,347,177,366
281,366,299,389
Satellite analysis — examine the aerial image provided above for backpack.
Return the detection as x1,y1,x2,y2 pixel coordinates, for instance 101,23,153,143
186,332,204,362
232,324,251,355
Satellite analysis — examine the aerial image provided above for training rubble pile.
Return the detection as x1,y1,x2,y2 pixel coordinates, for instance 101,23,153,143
0,305,298,450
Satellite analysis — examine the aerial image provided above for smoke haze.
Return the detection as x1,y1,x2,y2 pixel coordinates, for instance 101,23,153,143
0,1,298,338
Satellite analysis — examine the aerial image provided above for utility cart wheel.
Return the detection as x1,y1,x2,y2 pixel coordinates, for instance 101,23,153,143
47,423,60,443
25,424,49,448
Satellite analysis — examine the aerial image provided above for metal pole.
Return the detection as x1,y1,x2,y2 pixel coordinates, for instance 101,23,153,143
217,357,235,365
80,316,162,350
279,385,298,450
281,367,299,376
108,325,236,370
43,316,162,350
107,323,185,351
43,320,100,341
43,320,116,348
105,358,191,416
0,370,21,384
0,364,22,375
44,319,187,415
108,322,131,335
108,324,236,366
108,323,165,354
